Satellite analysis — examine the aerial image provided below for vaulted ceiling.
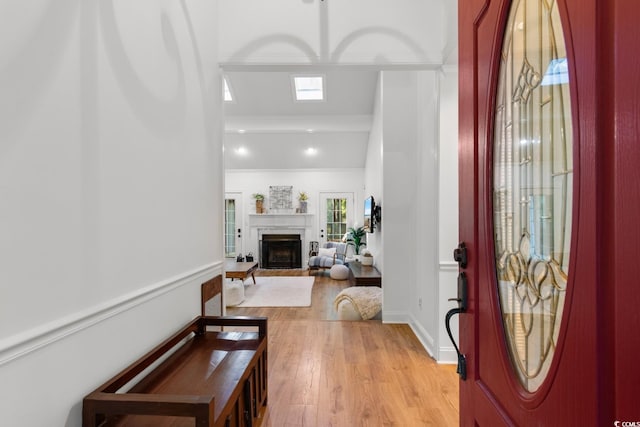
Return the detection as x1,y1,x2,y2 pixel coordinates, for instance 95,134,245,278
220,0,458,170
223,69,379,170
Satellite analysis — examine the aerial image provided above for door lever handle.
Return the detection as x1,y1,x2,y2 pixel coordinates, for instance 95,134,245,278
445,271,468,380
445,308,467,380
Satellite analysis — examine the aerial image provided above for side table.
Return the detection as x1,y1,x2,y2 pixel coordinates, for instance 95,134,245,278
347,261,382,287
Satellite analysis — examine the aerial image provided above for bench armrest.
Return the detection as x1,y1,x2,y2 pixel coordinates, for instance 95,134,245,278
83,393,214,427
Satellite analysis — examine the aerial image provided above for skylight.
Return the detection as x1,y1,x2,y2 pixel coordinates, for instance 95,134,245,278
223,77,233,101
292,75,324,101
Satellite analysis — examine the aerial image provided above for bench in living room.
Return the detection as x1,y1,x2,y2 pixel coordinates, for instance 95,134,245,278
83,275,268,427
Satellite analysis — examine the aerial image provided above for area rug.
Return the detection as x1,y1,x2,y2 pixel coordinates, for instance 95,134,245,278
236,276,315,307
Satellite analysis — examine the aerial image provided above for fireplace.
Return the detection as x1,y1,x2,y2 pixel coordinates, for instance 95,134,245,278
260,234,302,269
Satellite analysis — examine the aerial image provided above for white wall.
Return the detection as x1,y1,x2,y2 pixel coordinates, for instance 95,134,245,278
364,74,384,266
442,0,459,65
218,0,444,66
437,67,460,363
0,1,223,425
381,68,460,364
380,71,419,321
225,168,365,260
378,71,440,359
412,71,440,352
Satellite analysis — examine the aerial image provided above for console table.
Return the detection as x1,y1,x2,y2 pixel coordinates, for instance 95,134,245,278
347,261,382,287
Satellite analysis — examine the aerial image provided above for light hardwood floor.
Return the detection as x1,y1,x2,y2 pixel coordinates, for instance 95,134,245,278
226,269,460,426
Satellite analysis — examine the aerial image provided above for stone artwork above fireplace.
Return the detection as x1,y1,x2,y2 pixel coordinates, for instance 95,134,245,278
268,185,293,213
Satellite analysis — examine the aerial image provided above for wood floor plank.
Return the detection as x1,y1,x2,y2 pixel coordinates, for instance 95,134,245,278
225,268,459,426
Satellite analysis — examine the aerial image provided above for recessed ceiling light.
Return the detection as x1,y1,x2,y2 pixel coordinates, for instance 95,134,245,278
292,75,324,101
305,147,318,155
237,129,246,134
235,147,248,155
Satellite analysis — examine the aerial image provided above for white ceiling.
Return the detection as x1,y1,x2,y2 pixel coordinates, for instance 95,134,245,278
223,69,379,169
218,0,459,171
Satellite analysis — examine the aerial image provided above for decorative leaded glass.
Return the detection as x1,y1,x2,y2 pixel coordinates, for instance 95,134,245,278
493,0,573,392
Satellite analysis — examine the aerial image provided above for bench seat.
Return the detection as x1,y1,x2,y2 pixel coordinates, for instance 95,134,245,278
83,316,268,427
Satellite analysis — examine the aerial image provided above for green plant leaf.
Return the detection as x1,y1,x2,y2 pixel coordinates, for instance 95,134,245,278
346,226,366,254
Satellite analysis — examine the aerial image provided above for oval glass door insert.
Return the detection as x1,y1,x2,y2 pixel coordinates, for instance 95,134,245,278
493,0,573,392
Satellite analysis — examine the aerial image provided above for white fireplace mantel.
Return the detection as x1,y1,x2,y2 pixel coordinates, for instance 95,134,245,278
248,213,314,229
247,214,315,267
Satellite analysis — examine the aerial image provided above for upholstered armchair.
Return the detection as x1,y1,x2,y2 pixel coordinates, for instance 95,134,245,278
308,241,348,273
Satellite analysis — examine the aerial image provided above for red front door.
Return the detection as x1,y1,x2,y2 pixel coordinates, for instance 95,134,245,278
458,0,640,425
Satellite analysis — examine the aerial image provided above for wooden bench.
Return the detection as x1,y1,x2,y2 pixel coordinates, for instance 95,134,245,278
83,276,268,427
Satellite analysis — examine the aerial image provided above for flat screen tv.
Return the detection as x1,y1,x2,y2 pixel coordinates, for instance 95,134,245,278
364,196,374,232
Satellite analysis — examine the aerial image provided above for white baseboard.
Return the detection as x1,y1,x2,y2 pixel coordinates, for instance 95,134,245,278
383,310,460,364
437,346,458,364
407,316,437,359
0,261,222,366
381,310,410,324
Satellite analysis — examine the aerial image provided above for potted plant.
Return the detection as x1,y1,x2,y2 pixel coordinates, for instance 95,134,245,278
298,191,308,213
345,226,366,258
361,249,374,266
252,193,265,213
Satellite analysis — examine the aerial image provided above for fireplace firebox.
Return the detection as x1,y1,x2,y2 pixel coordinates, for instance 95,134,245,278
260,234,302,269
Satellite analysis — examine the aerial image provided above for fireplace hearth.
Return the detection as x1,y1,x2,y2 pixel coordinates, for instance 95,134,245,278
260,234,302,269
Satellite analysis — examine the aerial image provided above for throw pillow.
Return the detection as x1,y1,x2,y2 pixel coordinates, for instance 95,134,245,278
318,247,337,258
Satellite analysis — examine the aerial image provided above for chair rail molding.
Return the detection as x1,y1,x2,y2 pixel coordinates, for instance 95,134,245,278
439,260,459,271
0,262,222,366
